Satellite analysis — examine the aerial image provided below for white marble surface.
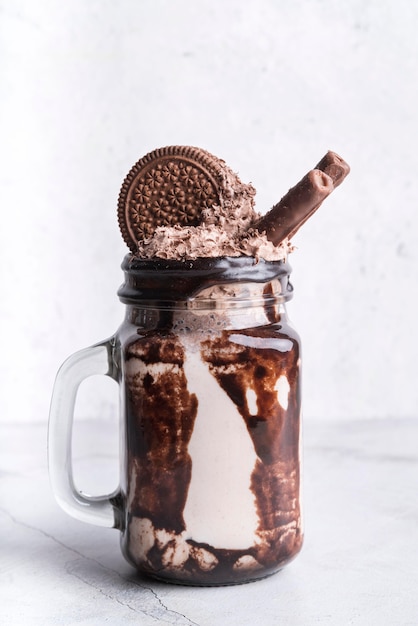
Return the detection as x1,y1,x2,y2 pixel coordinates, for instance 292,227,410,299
1,418,417,625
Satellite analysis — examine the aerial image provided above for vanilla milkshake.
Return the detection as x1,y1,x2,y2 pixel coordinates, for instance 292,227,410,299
117,255,302,584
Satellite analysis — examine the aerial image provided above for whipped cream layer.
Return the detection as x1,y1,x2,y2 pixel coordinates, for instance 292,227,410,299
137,223,293,261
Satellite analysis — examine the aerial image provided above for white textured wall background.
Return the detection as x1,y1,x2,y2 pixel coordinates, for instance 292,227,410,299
1,0,418,424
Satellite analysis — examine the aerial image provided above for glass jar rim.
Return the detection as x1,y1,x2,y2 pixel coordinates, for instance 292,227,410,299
118,254,293,305
122,293,292,311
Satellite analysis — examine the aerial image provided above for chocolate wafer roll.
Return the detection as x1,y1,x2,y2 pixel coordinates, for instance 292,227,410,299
315,150,350,188
254,169,334,246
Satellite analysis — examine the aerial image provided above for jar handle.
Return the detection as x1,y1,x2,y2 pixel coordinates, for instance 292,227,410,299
48,339,122,528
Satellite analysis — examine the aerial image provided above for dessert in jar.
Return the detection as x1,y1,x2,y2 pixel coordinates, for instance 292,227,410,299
49,145,349,585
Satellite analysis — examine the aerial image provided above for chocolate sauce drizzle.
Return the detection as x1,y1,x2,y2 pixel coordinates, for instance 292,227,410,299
125,335,197,534
118,254,293,303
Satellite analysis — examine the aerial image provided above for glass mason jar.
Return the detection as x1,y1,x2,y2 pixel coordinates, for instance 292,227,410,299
49,255,303,586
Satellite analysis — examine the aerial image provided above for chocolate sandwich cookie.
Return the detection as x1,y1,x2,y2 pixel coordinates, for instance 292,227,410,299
118,146,234,253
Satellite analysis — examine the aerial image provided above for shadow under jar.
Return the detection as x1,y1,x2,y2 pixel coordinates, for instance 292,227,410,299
49,255,303,586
